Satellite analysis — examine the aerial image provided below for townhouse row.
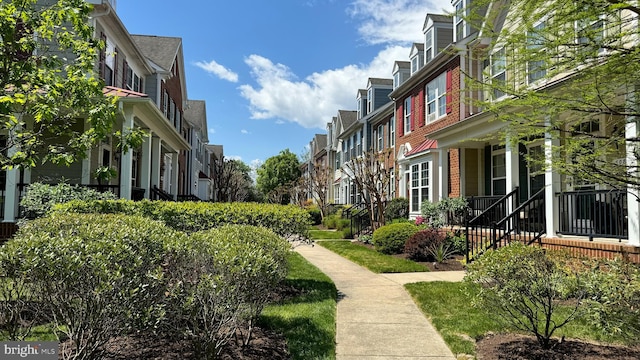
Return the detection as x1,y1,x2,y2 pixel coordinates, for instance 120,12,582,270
303,1,640,253
0,0,225,222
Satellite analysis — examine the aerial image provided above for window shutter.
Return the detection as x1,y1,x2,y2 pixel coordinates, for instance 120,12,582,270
418,89,425,127
410,96,416,132
123,61,128,88
397,106,404,137
113,47,119,87
446,70,453,114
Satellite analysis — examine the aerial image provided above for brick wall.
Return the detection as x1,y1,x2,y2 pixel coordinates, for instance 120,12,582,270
540,238,640,263
395,57,462,198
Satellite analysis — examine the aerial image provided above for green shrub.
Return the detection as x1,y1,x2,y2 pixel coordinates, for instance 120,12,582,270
582,258,640,340
447,231,467,255
372,222,419,255
54,200,311,239
322,214,339,229
384,197,409,222
336,218,351,231
404,228,446,261
359,234,373,244
465,243,586,349
2,213,178,359
164,225,290,357
342,226,355,239
306,206,322,225
20,182,117,219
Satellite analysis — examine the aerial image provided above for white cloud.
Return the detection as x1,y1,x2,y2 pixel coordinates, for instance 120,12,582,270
227,155,243,161
240,129,249,134
239,46,409,130
208,127,216,134
194,60,239,83
348,0,452,45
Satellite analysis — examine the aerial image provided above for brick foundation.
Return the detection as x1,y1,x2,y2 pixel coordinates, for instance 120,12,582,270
539,237,640,263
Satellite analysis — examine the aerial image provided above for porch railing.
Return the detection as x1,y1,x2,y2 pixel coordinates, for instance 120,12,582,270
177,194,202,202
465,188,519,263
491,188,546,250
557,189,628,240
150,186,174,201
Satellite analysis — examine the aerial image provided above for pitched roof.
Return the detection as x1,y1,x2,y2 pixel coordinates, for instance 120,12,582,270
405,138,438,157
184,100,206,128
131,35,181,71
423,13,453,30
368,78,393,86
313,134,327,154
338,110,358,130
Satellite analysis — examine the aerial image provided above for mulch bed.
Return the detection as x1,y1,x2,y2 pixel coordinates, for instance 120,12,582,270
476,333,640,360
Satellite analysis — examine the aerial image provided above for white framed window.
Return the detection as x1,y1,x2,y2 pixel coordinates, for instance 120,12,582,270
426,73,447,123
393,72,401,89
425,28,433,63
527,21,546,84
410,162,430,212
334,184,340,204
356,131,362,156
491,47,506,99
404,97,412,134
377,124,384,152
357,97,362,119
411,56,419,74
577,16,605,56
454,0,465,41
389,116,395,146
492,145,506,195
367,88,373,113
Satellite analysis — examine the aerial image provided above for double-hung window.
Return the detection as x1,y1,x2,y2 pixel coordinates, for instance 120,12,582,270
389,116,395,146
426,73,447,123
377,124,384,152
527,21,546,84
404,97,412,134
425,28,433,63
491,48,506,99
491,145,507,195
454,0,465,41
410,162,430,212
577,16,605,57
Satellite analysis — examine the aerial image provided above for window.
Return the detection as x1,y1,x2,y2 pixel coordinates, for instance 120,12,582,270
377,124,384,151
351,135,356,159
492,146,506,195
356,131,362,156
577,17,605,56
404,97,412,134
425,28,433,63
491,48,506,99
389,116,395,146
527,21,546,84
367,88,373,113
393,72,401,89
335,152,341,170
390,168,396,198
426,73,447,123
357,97,362,119
455,0,465,41
162,90,169,118
334,184,340,204
131,151,138,187
410,162,429,212
343,140,348,162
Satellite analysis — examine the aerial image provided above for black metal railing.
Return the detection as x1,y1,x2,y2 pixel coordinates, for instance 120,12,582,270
465,188,519,262
177,194,202,202
150,186,174,201
491,188,546,250
557,189,628,240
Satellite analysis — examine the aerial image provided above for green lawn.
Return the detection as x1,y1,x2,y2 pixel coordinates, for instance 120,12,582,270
405,281,629,357
317,240,428,273
308,229,344,240
260,252,337,360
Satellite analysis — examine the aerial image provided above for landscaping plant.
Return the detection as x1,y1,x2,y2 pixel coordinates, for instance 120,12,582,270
465,243,586,349
3,213,176,360
384,197,409,222
20,182,117,219
372,222,419,255
404,228,446,261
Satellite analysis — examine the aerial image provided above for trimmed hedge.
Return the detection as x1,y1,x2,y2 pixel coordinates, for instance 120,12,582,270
53,199,311,238
2,213,179,359
19,182,118,219
372,222,419,254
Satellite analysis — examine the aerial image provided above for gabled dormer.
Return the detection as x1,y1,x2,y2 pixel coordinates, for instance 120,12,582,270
453,0,471,42
409,43,425,75
356,89,368,119
366,78,393,113
423,14,453,64
393,61,411,89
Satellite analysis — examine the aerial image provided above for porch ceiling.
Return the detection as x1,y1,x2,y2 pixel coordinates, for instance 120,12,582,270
428,111,504,149
118,97,191,152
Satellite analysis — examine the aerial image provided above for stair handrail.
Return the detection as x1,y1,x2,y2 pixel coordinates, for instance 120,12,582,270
467,187,519,226
492,188,546,246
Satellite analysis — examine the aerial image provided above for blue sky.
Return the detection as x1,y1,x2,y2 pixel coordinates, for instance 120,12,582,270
116,0,452,169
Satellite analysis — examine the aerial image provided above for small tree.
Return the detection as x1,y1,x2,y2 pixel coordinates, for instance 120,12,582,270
465,243,586,349
212,156,254,202
343,149,394,230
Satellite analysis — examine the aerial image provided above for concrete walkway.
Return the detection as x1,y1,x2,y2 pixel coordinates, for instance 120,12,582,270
295,243,464,360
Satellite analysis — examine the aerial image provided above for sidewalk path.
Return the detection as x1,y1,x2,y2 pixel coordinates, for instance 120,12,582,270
295,243,461,360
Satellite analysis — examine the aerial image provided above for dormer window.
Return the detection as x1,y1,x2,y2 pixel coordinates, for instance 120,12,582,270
367,88,373,113
410,44,424,75
490,48,506,99
393,72,401,89
454,0,467,42
425,28,433,63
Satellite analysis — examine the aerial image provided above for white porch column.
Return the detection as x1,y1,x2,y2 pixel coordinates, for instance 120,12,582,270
545,118,561,238
430,153,440,202
438,148,449,200
171,152,179,200
626,120,640,246
505,136,519,214
119,105,134,200
4,127,20,221
81,121,92,185
140,132,153,198
151,137,161,190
